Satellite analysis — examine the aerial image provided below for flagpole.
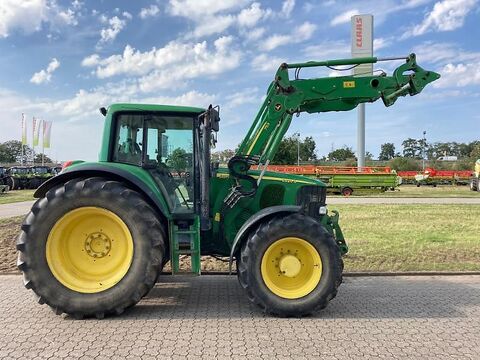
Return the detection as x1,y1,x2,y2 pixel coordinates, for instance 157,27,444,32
32,116,35,165
21,113,24,166
42,122,45,166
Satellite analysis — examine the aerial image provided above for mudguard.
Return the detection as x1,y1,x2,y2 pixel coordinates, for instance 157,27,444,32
34,164,170,220
228,205,301,273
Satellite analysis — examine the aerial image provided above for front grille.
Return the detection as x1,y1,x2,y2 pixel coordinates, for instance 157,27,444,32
296,185,327,217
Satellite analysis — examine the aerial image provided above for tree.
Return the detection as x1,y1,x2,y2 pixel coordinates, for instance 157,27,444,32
0,140,34,164
402,138,428,159
34,153,53,164
167,148,188,175
388,157,421,171
211,149,235,164
273,136,297,164
327,146,356,161
300,136,317,162
471,143,480,160
378,143,395,160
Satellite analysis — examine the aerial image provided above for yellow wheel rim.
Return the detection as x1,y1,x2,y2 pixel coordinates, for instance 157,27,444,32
46,207,134,293
261,237,322,299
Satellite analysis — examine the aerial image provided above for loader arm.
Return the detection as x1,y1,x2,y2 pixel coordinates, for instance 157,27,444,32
225,53,439,205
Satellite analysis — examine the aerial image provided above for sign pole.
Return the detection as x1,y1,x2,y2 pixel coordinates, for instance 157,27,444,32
351,14,373,170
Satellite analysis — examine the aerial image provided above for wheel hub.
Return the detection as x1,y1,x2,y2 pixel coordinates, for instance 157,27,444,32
85,232,111,258
278,254,301,277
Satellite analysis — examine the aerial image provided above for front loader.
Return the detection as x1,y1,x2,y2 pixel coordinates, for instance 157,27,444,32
17,54,439,318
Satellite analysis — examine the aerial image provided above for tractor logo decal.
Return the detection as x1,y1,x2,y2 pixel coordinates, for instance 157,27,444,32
274,103,282,111
343,81,355,88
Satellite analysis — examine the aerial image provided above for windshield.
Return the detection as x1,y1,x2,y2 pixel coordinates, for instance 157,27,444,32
112,113,195,213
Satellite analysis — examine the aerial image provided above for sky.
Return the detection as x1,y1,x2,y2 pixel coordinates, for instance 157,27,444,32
1,0,479,162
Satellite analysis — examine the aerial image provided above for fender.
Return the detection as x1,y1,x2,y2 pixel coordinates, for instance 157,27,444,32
228,205,301,273
34,164,170,220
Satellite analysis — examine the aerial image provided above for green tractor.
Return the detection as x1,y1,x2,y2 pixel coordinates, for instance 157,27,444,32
29,166,55,189
6,166,32,190
0,167,9,193
17,54,439,318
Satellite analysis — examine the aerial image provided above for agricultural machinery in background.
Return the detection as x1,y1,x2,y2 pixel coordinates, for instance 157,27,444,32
400,168,475,187
256,165,399,196
0,167,9,193
0,166,58,190
471,159,480,191
17,53,439,318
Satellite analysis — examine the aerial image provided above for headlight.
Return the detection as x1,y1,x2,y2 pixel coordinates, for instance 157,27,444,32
318,206,327,215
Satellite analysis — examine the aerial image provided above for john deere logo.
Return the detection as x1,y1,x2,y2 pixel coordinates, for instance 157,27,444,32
343,81,355,88
274,103,282,111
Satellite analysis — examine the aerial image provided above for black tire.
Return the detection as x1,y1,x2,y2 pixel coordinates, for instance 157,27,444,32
471,179,478,192
6,176,15,190
17,177,166,319
341,187,353,197
237,213,343,317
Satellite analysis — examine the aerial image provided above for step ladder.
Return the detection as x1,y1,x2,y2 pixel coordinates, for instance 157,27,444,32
169,216,201,275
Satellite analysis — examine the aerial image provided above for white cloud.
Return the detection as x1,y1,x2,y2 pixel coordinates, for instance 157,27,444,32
0,0,81,37
81,54,100,67
251,53,284,72
404,0,477,37
167,0,276,38
434,62,480,88
242,27,266,41
167,0,250,18
98,15,129,44
82,36,242,92
30,58,60,84
330,9,359,26
413,41,480,65
223,87,260,108
373,37,391,51
281,0,295,18
122,11,132,20
303,40,350,59
139,5,160,19
237,2,271,28
192,14,236,38
261,22,316,51
138,36,242,92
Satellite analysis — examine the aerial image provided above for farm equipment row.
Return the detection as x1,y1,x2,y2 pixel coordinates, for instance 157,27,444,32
397,168,474,186
257,165,399,196
0,165,62,191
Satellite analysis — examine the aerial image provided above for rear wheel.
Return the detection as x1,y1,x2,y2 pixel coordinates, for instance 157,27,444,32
237,213,343,316
17,177,166,318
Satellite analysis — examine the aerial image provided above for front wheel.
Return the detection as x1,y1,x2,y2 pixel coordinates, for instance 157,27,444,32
237,213,343,316
17,177,166,318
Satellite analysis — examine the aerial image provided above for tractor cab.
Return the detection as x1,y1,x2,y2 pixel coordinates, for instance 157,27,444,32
104,104,220,274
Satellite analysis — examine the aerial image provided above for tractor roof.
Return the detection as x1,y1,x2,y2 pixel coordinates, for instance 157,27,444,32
108,103,205,114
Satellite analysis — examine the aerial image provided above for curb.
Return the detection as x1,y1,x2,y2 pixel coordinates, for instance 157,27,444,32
3,271,480,277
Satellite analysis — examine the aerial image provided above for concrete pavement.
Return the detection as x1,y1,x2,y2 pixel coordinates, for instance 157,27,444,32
0,274,479,359
0,200,34,219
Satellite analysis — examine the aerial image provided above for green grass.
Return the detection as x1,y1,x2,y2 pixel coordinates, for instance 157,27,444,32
375,185,479,198
331,204,480,272
0,190,35,205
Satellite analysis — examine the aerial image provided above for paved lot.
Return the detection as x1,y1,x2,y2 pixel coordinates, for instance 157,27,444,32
0,200,34,219
0,275,479,359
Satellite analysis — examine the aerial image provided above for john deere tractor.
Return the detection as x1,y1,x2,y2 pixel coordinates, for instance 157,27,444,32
18,54,439,318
